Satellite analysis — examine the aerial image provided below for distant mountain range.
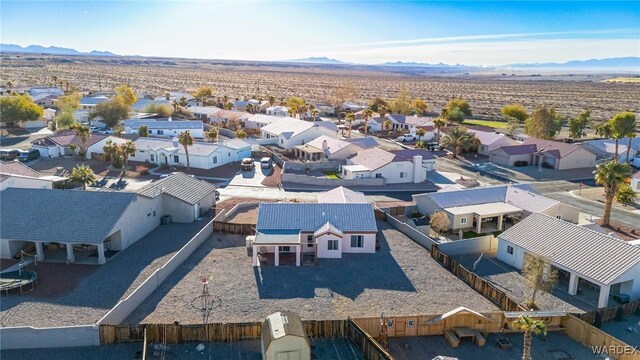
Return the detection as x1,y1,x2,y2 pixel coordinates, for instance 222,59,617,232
0,43,117,57
284,56,347,64
503,57,640,70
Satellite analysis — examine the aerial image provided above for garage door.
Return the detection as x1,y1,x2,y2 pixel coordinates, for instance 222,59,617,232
491,154,510,166
34,146,49,158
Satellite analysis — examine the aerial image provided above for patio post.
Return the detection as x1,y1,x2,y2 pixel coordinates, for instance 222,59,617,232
598,284,610,308
476,216,482,233
97,243,106,265
274,246,280,266
295,245,301,267
497,215,504,231
66,243,75,263
252,245,258,266
35,242,44,261
568,273,579,295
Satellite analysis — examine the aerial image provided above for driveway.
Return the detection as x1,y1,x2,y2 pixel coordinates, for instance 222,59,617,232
0,128,53,149
227,160,270,187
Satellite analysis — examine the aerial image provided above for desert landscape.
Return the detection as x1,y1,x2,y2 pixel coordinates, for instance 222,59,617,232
2,54,639,122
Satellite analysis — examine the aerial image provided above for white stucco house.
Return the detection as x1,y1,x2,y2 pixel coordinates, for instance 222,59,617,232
0,161,65,190
123,118,204,138
130,137,251,169
497,213,640,308
251,203,378,266
244,114,283,130
265,106,289,117
187,106,222,121
260,118,338,149
468,130,518,156
293,135,364,161
342,148,436,184
31,132,127,159
581,138,640,163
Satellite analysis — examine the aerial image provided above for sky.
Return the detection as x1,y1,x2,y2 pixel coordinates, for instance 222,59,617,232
1,1,639,65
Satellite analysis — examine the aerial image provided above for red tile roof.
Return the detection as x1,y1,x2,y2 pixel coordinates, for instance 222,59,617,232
0,160,42,178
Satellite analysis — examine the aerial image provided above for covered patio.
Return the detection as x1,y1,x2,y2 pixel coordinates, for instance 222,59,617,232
444,202,522,234
293,144,324,161
24,241,109,265
251,233,302,267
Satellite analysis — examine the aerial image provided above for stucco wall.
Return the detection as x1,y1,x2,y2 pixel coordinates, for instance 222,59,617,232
542,203,581,224
376,162,416,184
496,238,524,269
280,127,337,149
316,233,342,259
0,326,99,350
281,173,384,186
111,196,162,250
437,235,497,256
0,176,53,191
341,233,377,254
162,195,197,223
559,147,597,170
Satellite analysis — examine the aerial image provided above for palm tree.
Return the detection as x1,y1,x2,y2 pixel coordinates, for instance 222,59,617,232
138,125,149,137
345,111,355,138
433,117,447,143
415,128,425,141
206,127,219,142
440,127,477,159
362,108,373,137
616,183,638,205
246,103,254,114
171,100,179,112
236,130,247,139
378,105,388,119
596,122,615,151
512,315,547,360
625,131,637,162
102,139,119,166
118,140,136,177
71,124,90,159
177,130,194,169
311,109,320,123
383,119,393,132
593,160,632,226
268,95,275,107
69,164,97,190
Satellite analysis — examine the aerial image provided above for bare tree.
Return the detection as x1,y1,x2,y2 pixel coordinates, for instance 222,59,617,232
429,212,450,235
522,254,558,309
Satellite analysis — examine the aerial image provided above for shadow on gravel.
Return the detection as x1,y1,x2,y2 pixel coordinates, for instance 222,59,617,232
253,231,416,300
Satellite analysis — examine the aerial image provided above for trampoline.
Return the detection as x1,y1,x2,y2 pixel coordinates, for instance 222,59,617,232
0,269,37,296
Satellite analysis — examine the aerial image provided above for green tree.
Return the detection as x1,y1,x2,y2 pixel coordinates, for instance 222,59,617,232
71,124,91,158
445,98,472,122
390,83,413,115
377,104,388,119
506,118,520,137
118,140,136,177
362,108,373,137
142,103,173,117
524,106,562,139
114,84,137,107
177,130,194,169
383,119,393,131
415,128,426,140
88,98,129,128
433,117,447,142
523,254,558,309
235,129,247,139
103,139,119,166
205,127,219,142
501,103,528,122
345,111,355,138
593,160,632,226
69,164,97,190
286,97,305,118
268,95,276,107
512,316,547,360
616,183,637,205
369,97,390,113
55,93,82,113
138,125,149,137
55,111,76,130
0,94,43,128
440,126,477,158
411,99,429,116
568,110,590,139
608,112,637,162
415,140,427,149
193,86,214,105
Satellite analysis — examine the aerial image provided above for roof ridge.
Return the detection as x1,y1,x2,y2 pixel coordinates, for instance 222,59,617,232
532,212,632,244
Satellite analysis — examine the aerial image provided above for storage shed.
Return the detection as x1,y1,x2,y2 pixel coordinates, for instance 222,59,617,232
261,311,310,360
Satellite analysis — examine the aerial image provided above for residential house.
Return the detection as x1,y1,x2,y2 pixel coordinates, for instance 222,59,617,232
208,109,250,126
631,171,640,193
136,172,217,223
341,102,366,112
413,184,581,234
266,106,289,117
489,144,538,166
187,106,222,121
154,92,194,103
244,114,283,130
342,148,435,183
130,137,251,169
387,114,435,135
497,213,640,308
293,135,363,161
0,161,65,190
123,118,204,138
313,103,335,116
31,132,127,159
343,137,379,149
131,98,172,112
316,186,368,203
523,138,597,170
260,118,338,149
251,203,377,266
80,96,109,110
0,188,160,265
468,130,518,156
581,138,640,163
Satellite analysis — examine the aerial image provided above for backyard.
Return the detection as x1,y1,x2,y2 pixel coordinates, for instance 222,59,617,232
463,119,509,129
323,171,341,179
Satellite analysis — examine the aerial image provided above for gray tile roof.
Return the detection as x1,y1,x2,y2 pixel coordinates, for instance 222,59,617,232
124,119,203,130
498,144,538,156
137,172,217,205
389,149,436,161
0,161,42,178
499,213,640,285
316,186,368,204
344,137,378,149
0,188,135,244
422,184,538,208
256,203,377,233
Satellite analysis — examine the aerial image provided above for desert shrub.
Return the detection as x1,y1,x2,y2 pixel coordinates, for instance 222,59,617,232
111,156,124,169
136,165,149,175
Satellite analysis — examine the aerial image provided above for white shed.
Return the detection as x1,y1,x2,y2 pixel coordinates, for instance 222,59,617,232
261,311,310,360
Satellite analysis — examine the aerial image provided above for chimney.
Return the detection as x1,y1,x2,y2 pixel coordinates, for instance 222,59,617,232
322,139,328,151
172,137,179,148
413,155,423,183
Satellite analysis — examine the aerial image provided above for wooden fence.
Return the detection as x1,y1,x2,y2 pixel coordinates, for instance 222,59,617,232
562,314,640,360
100,320,348,345
577,299,640,325
431,245,526,311
213,221,255,234
347,319,394,360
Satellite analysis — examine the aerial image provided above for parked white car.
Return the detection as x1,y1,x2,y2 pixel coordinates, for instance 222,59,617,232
396,134,416,142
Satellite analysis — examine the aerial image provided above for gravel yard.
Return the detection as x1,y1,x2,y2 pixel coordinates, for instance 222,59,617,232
125,221,497,324
0,220,210,328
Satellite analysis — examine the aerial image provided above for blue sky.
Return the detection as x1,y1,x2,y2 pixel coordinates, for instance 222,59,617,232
1,1,639,65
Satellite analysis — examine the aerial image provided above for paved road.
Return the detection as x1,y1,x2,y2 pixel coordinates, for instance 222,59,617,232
538,191,640,228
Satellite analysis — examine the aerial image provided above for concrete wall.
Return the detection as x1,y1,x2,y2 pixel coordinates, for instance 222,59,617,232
437,235,497,256
413,194,441,217
542,203,581,224
281,173,384,186
386,214,438,250
559,147,597,170
0,175,53,191
111,196,162,251
282,160,343,173
316,233,342,259
0,325,99,350
342,233,377,254
98,219,213,325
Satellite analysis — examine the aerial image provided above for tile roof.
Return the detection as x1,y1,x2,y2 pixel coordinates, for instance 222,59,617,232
137,172,217,205
632,170,640,180
468,130,516,147
0,161,42,178
316,186,368,204
416,184,538,208
256,203,377,233
261,118,337,139
187,106,221,115
389,149,436,161
349,147,396,171
306,135,357,156
523,138,584,158
504,186,559,212
343,137,379,149
31,131,108,148
124,119,203,130
0,188,135,244
499,213,640,285
497,144,538,156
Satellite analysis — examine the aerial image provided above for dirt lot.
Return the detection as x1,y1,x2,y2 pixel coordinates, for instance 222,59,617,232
227,204,259,224
124,221,498,324
261,164,282,187
2,54,638,122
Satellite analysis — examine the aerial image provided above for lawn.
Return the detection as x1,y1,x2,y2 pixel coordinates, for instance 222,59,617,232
463,119,509,129
324,171,341,179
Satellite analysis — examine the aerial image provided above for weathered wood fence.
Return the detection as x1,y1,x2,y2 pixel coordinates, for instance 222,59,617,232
213,221,255,234
347,318,394,360
577,299,640,325
431,245,526,311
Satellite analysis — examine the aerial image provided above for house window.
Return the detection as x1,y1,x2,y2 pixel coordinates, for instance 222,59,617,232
228,153,231,157
327,240,338,250
153,211,156,216
460,217,468,225
279,246,291,252
280,139,283,145
350,235,364,248
213,156,218,164
173,155,179,163
307,235,314,248
400,172,405,179
375,173,382,178
555,214,562,220
150,154,155,161
407,320,415,327
507,246,514,255
157,130,164,135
